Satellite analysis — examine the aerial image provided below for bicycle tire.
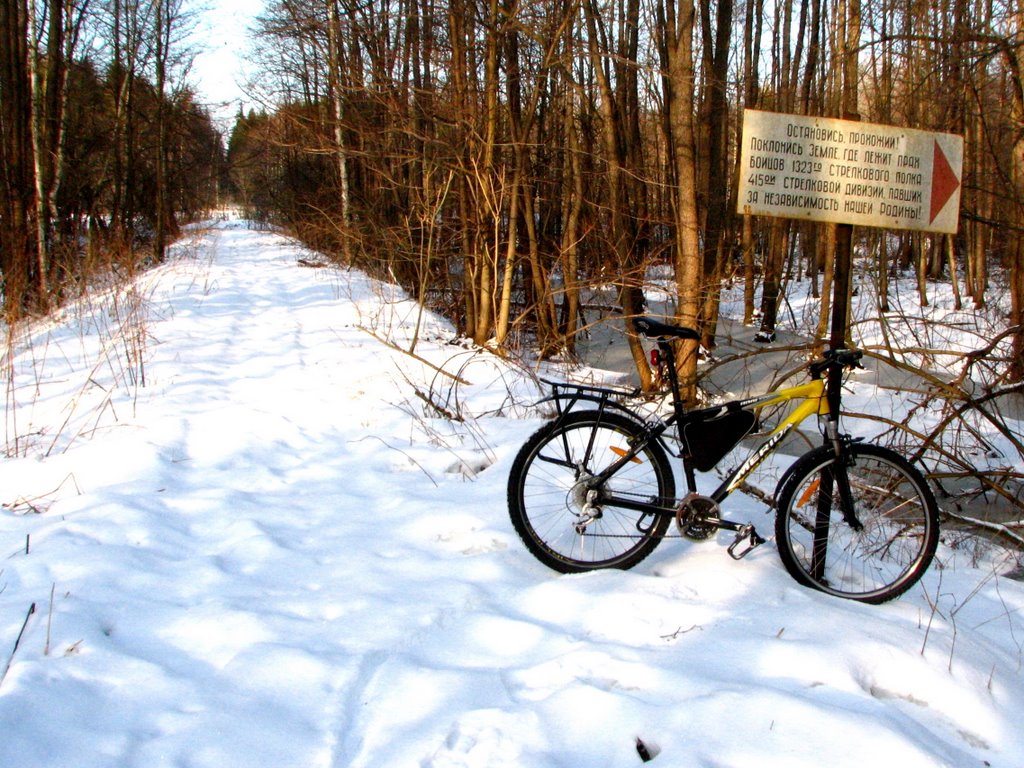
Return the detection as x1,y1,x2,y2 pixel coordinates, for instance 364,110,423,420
774,442,939,603
507,410,675,573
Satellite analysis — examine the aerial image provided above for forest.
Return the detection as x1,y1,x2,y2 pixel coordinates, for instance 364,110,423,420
225,0,1024,394
3,0,1024,394
0,0,225,317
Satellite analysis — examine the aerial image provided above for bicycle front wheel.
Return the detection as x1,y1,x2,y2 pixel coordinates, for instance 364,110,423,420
775,442,939,603
507,410,675,573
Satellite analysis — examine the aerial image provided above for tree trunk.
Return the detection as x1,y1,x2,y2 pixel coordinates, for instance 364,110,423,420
153,0,168,263
698,0,734,351
757,219,787,341
738,0,762,327
663,0,701,402
1005,10,1024,381
0,0,36,316
328,0,353,264
813,224,836,354
877,230,890,313
583,0,653,390
29,0,68,304
559,91,583,353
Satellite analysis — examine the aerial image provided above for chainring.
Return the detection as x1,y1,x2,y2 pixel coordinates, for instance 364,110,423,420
675,493,721,541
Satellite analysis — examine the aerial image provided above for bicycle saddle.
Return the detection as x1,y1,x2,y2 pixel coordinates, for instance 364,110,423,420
633,316,700,341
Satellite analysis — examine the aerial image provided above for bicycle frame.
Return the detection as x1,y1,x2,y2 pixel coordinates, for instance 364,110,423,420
569,375,828,513
549,334,838,525
708,378,828,500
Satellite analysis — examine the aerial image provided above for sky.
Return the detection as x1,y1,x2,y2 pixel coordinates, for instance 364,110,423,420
188,0,265,130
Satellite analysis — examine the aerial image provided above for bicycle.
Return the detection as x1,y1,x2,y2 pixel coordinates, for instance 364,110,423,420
507,316,940,603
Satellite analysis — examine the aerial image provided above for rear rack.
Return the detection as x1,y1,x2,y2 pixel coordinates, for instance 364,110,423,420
538,379,684,460
540,378,640,419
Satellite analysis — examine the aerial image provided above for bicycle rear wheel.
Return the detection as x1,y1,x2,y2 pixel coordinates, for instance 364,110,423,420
507,410,675,573
775,443,939,603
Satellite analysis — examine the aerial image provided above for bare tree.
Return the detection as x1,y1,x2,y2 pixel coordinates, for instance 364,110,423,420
661,0,702,402
1005,0,1024,380
0,0,36,315
234,0,1024,390
583,0,656,389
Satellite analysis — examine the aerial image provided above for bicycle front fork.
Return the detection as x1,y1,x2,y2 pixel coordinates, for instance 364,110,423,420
810,423,865,580
822,418,864,533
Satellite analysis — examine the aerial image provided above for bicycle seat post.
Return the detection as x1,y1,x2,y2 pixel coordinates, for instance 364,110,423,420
657,338,688,423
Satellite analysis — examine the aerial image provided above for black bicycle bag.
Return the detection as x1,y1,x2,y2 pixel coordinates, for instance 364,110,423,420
682,407,757,472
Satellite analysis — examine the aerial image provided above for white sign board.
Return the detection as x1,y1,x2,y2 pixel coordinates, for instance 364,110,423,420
737,109,964,234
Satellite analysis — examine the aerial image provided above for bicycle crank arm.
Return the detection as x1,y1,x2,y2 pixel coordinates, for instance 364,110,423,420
727,525,766,560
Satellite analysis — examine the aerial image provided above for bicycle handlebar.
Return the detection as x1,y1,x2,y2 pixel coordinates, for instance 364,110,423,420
808,348,864,377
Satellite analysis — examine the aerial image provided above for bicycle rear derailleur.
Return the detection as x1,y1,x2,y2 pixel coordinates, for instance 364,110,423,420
676,493,766,560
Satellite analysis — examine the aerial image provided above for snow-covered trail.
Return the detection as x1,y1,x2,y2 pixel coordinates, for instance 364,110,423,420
1,218,1022,767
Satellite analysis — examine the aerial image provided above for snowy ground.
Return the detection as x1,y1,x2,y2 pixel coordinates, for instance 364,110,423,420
1,216,1022,767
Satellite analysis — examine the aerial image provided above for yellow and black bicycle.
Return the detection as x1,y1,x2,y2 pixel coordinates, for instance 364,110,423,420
507,316,939,603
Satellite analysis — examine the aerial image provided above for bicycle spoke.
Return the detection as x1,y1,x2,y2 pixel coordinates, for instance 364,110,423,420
508,411,674,572
775,444,938,603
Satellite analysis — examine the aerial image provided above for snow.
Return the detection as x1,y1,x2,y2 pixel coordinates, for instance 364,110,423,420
2,215,1023,767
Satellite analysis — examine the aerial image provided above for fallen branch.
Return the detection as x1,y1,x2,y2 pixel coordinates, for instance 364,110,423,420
0,603,36,688
356,325,471,386
944,510,1024,549
3,473,82,515
411,384,462,422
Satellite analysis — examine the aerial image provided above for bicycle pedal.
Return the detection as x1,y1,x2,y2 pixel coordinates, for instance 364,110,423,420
727,526,766,560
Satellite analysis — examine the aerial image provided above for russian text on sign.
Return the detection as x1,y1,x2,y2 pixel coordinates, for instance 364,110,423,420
737,110,963,234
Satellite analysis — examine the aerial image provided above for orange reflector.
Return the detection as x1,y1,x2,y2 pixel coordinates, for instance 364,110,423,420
610,446,643,464
797,478,821,508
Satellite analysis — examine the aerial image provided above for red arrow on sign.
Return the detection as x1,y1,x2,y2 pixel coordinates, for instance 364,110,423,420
929,140,961,224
